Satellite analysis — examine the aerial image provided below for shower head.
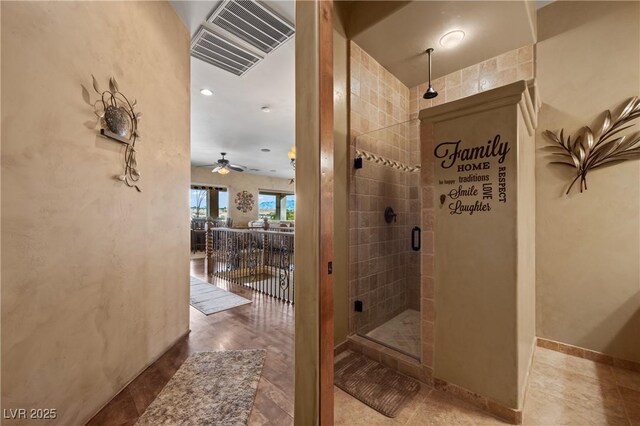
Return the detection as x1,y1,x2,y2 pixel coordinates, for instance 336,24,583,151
423,85,438,99
423,47,438,100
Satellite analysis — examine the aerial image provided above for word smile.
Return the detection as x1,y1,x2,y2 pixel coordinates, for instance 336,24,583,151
434,134,510,169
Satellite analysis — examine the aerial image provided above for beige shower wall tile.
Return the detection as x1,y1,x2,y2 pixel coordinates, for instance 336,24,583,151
445,70,461,88
518,44,533,63
479,57,498,77
445,86,462,103
497,49,518,70
518,61,534,80
461,64,479,81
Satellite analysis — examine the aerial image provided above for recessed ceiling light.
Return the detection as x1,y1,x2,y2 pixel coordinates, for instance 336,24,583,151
250,168,260,171
261,148,271,152
261,106,271,113
439,30,465,49
270,169,276,172
200,88,213,96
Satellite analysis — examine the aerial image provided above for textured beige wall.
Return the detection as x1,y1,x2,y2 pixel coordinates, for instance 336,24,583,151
1,2,190,424
409,43,536,375
422,82,536,409
191,166,293,226
536,1,640,363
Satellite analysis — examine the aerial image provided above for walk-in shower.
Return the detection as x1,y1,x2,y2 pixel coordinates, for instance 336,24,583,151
350,119,422,359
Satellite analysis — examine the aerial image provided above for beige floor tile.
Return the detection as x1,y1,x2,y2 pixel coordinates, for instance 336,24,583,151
528,362,626,418
534,347,617,384
406,389,507,425
523,387,629,426
620,386,640,424
612,367,640,392
335,345,638,426
334,387,395,426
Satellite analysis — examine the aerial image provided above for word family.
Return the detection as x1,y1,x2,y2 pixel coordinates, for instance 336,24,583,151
434,134,510,169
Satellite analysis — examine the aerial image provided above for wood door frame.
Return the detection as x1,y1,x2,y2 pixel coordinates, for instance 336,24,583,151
294,0,334,425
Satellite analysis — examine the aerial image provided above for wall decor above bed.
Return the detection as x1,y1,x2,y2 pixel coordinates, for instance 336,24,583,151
544,97,640,194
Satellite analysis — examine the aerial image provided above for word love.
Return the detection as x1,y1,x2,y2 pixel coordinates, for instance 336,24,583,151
434,134,510,170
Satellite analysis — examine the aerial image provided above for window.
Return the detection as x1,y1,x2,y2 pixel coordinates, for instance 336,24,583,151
218,190,229,219
286,195,295,220
258,193,277,220
190,188,208,219
190,186,228,219
258,191,295,220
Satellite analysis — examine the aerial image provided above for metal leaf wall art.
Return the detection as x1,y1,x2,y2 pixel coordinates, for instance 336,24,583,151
88,75,142,192
544,97,640,194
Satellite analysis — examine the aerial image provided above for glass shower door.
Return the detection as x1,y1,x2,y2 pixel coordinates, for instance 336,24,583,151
351,119,422,359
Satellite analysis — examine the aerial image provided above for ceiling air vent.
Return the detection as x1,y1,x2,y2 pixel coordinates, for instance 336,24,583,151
207,0,295,55
191,27,262,76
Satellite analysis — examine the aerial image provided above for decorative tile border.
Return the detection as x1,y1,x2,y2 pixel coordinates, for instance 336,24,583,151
537,337,640,372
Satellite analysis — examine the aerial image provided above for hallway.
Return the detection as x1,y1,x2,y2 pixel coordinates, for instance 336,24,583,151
88,259,294,425
89,264,640,425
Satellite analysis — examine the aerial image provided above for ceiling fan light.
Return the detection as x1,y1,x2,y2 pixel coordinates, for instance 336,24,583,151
218,167,230,175
287,146,296,160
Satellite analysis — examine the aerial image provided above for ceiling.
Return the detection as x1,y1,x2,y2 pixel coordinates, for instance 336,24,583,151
171,0,296,179
348,1,536,88
171,0,538,180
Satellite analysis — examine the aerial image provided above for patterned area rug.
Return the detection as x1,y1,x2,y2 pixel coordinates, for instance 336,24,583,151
335,352,420,418
136,350,266,426
190,276,251,315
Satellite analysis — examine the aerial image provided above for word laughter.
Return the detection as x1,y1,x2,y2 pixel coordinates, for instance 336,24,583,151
434,134,510,170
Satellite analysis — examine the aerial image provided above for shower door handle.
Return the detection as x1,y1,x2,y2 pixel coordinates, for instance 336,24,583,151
411,226,421,251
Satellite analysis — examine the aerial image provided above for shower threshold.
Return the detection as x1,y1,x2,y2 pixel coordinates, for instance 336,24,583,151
361,309,421,360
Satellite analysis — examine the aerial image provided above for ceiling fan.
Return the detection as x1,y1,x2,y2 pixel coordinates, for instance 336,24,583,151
200,152,246,175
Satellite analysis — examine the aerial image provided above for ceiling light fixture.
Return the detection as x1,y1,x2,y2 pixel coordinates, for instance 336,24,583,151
439,30,465,49
200,88,213,96
261,106,271,113
261,148,271,152
217,167,230,175
423,48,438,99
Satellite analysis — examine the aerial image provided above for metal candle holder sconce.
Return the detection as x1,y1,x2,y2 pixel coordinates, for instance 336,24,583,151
87,75,142,192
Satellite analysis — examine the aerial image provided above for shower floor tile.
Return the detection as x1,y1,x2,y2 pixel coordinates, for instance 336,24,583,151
365,309,421,358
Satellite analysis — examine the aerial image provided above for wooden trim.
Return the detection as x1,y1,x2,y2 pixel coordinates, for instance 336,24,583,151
318,1,334,425
294,0,320,423
81,329,191,425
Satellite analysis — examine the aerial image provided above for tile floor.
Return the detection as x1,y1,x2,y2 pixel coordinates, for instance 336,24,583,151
91,262,639,426
365,309,421,358
88,259,294,425
335,347,640,425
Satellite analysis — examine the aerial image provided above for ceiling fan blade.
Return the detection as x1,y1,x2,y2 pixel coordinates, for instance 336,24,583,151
228,164,246,172
211,166,222,173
